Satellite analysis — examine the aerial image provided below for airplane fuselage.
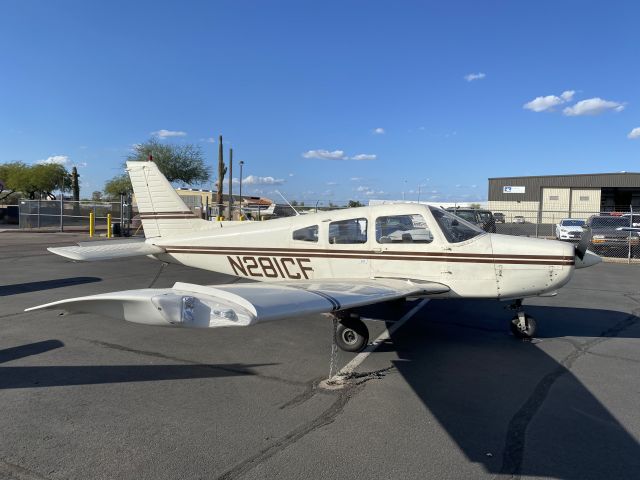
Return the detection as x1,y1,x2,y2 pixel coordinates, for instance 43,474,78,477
149,203,576,300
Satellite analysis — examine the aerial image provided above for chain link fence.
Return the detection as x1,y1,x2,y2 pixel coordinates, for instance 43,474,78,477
4,200,639,263
492,207,639,263
14,198,139,235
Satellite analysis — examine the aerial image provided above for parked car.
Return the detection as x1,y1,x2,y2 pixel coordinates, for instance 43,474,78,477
555,218,586,241
513,215,525,224
586,215,640,256
445,208,496,233
621,213,640,228
493,212,505,223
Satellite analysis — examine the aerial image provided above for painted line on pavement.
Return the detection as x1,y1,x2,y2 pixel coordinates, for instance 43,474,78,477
333,298,430,380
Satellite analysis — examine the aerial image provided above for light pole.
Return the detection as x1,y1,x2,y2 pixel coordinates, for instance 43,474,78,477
239,160,244,216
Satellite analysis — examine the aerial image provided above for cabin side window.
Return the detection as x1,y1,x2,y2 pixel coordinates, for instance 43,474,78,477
328,218,368,244
375,214,433,244
292,225,319,242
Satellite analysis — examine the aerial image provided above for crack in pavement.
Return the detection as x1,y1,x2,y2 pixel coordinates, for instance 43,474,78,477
586,350,640,365
495,307,640,479
216,383,364,480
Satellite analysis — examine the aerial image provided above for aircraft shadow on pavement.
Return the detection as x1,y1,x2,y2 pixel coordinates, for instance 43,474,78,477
0,339,65,364
386,299,640,479
0,276,102,296
0,340,272,390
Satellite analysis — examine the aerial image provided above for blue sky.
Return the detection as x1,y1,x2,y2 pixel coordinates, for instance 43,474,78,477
1,0,639,203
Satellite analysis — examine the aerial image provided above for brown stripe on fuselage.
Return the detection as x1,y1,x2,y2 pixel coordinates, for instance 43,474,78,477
162,248,574,266
160,245,573,261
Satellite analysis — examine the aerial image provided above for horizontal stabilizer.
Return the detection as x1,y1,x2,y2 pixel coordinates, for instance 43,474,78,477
48,241,165,261
26,278,449,328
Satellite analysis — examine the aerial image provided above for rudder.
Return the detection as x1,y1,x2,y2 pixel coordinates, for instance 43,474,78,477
127,161,211,238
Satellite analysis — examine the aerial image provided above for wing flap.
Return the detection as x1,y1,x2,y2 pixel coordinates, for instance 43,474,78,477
48,241,165,261
26,278,449,328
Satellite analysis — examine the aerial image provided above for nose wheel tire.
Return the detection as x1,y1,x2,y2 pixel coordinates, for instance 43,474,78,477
510,314,537,339
335,317,369,352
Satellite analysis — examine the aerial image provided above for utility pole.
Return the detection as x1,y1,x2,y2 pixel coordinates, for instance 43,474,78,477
216,135,225,219
228,148,233,219
71,166,80,201
239,160,244,218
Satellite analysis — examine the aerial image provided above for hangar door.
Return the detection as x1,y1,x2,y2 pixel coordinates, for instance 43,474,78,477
541,187,570,223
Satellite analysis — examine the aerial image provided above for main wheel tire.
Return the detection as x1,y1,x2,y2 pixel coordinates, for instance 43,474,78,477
510,314,537,339
335,318,369,352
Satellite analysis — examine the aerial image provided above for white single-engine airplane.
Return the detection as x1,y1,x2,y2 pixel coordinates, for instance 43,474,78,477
28,161,601,352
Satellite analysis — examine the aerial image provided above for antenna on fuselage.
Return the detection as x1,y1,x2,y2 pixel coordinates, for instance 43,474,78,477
275,190,300,216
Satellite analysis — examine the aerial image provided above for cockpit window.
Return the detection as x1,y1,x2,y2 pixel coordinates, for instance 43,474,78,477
375,214,433,244
429,206,485,243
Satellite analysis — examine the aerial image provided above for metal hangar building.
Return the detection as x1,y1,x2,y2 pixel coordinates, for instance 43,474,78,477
488,172,640,221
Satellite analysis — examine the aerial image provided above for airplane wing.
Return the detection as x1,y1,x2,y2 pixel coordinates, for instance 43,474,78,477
25,278,449,328
48,240,165,261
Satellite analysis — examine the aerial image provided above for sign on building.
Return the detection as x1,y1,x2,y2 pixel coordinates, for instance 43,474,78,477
503,186,525,194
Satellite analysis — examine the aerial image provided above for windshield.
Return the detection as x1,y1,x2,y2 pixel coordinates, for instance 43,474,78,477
561,220,585,227
590,217,630,228
454,211,476,223
477,211,492,221
429,206,484,243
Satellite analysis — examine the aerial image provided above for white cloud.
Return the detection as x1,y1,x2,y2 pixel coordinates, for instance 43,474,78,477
628,127,640,139
524,95,563,112
563,98,625,116
350,153,376,161
151,129,187,138
464,72,486,82
523,90,576,112
303,149,376,161
302,149,347,160
38,155,70,166
326,181,338,186
288,173,295,177
350,177,363,181
373,127,385,135
561,90,575,102
242,175,285,185
201,137,216,143
356,185,370,192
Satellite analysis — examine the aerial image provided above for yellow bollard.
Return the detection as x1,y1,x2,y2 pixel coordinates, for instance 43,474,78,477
107,213,112,238
89,211,95,238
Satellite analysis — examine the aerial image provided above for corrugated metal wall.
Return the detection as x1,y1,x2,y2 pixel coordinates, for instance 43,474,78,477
488,173,640,202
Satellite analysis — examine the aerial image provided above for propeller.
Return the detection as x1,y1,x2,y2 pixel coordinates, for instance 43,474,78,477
574,225,601,268
575,226,591,261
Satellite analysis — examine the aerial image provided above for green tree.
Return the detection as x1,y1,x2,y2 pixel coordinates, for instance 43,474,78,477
470,203,481,209
91,191,103,202
348,200,364,208
0,162,27,201
127,138,210,185
104,174,132,199
0,162,70,200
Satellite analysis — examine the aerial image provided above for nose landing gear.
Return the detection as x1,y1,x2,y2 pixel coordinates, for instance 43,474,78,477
332,312,370,352
508,299,537,339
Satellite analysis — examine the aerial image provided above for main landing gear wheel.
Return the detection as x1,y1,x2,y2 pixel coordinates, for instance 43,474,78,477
334,316,369,352
510,313,537,339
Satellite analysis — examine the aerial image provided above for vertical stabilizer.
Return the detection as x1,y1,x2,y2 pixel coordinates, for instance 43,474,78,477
127,161,210,238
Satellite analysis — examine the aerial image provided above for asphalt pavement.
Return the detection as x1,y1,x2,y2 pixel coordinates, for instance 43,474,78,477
1,232,639,480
